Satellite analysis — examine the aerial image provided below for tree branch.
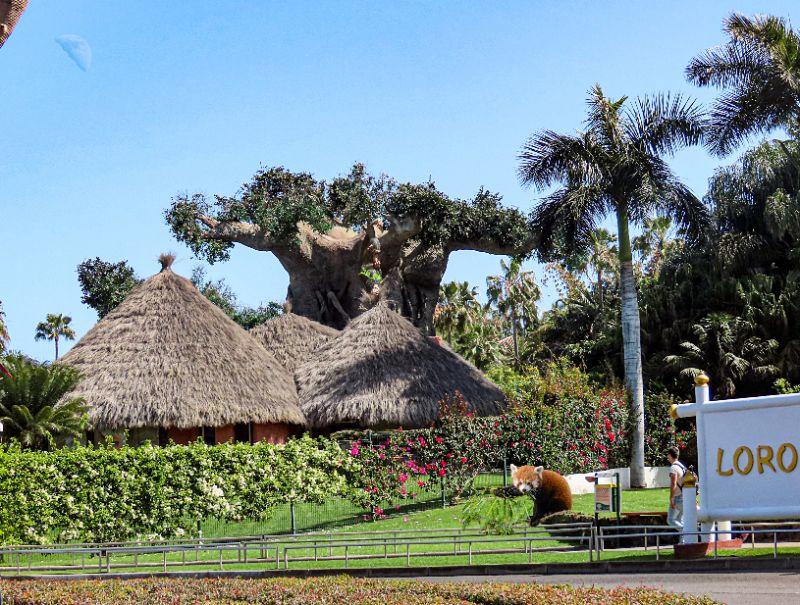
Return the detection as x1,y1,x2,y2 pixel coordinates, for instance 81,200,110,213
448,234,538,257
199,216,286,252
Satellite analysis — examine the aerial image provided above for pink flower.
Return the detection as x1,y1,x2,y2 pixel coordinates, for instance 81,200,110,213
417,480,426,488
403,516,409,523
460,457,468,464
435,437,444,444
398,473,409,484
418,437,427,446
374,507,384,516
349,446,360,456
438,468,446,477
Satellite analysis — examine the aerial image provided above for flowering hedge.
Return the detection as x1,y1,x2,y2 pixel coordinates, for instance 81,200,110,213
346,391,631,510
0,436,356,544
0,576,722,604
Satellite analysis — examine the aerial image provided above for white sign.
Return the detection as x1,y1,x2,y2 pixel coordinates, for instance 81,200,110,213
675,390,800,521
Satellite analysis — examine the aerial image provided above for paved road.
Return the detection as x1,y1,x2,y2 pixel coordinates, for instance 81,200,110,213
421,571,800,605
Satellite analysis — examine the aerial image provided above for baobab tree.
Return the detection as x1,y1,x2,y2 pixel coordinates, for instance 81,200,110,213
167,163,535,331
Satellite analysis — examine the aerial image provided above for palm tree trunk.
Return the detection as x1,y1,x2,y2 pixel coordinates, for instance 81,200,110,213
616,206,646,487
54,336,59,361
511,308,519,369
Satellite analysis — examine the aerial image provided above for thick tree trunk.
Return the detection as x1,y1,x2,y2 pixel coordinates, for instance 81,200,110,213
198,215,534,333
617,206,646,488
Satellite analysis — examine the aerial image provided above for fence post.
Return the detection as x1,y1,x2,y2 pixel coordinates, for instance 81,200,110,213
290,502,296,535
502,451,508,487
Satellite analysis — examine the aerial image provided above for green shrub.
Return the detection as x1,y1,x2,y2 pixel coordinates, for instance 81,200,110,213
0,436,356,544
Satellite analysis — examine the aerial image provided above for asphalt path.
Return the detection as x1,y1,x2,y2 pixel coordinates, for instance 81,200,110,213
420,571,800,605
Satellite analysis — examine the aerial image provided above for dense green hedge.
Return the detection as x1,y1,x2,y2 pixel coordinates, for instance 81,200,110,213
0,436,355,544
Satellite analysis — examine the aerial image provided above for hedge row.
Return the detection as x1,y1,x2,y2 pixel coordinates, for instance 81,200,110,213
0,436,355,544
0,576,722,604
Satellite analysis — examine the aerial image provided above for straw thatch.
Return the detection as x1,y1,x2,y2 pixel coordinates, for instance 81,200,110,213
249,314,339,373
295,303,506,430
0,1,28,49
60,255,305,430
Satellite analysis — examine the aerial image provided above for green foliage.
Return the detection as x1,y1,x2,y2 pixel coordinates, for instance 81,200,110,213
0,356,88,450
687,13,800,155
0,436,355,544
0,576,723,604
76,258,141,318
190,266,282,329
0,300,9,355
166,164,533,264
461,492,532,534
487,359,594,408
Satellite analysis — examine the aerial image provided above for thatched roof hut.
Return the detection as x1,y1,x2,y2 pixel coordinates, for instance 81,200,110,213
0,1,28,49
250,313,339,373
295,303,506,430
61,255,305,436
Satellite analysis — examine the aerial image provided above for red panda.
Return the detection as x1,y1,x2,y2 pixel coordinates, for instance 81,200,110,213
510,464,572,523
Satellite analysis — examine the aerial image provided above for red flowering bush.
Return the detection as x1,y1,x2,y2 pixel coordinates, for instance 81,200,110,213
483,390,630,474
346,390,634,515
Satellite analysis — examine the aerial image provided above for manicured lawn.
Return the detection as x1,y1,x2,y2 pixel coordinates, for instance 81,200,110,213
0,488,696,576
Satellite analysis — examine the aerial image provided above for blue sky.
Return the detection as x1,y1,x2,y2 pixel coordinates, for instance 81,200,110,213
1,1,795,361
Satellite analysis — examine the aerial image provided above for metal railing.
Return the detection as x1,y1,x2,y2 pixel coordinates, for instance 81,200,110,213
595,523,800,561
4,521,799,576
0,523,594,575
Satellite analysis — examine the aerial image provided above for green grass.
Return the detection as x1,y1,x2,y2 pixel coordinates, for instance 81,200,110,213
0,488,684,576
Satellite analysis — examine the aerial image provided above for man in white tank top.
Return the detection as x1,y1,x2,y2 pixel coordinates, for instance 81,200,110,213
667,446,686,529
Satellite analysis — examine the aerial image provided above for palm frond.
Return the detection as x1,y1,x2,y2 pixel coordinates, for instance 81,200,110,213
625,93,706,156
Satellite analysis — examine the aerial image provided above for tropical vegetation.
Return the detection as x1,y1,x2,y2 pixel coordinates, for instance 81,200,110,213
0,355,88,450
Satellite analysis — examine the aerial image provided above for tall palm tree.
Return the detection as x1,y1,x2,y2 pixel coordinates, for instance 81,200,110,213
486,259,540,367
0,299,9,355
0,355,88,449
34,314,76,360
634,216,673,278
686,13,800,155
518,85,707,486
434,281,483,344
0,0,28,49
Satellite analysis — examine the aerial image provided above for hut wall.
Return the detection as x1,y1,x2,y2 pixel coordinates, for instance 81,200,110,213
252,422,295,444
214,425,235,444
166,427,199,445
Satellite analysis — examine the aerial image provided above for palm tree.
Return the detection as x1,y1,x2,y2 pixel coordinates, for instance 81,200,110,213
34,314,76,360
634,216,673,278
686,13,800,155
665,313,779,399
434,281,483,345
486,259,540,367
518,85,707,486
0,300,9,355
0,355,88,449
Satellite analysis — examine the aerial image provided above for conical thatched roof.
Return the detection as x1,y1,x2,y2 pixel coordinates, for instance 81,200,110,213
60,255,305,431
0,1,28,49
295,303,506,430
250,313,339,373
